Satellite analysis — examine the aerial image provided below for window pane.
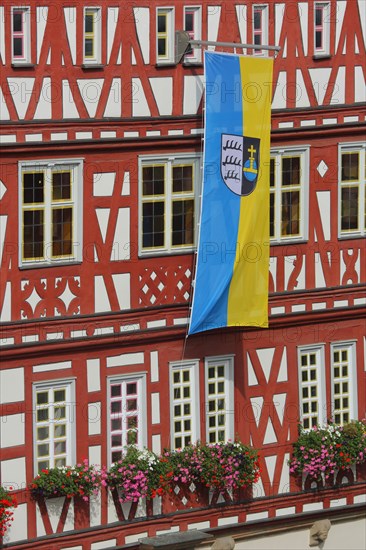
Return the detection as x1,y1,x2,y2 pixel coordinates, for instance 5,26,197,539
54,440,66,455
54,424,66,437
158,38,166,56
111,385,121,397
172,165,193,193
52,207,72,257
54,389,66,402
269,193,275,238
185,12,194,32
254,34,261,46
281,191,300,236
13,37,23,56
85,13,94,33
13,12,23,32
84,39,93,57
315,31,322,49
270,159,275,187
23,173,44,204
23,210,44,259
37,427,49,440
142,166,165,195
315,7,323,26
172,199,194,246
157,14,166,32
142,202,165,248
254,10,261,30
126,383,137,395
52,172,71,200
341,187,359,231
341,153,359,181
282,157,300,186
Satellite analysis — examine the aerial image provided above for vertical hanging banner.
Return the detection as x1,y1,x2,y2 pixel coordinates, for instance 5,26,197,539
188,51,273,335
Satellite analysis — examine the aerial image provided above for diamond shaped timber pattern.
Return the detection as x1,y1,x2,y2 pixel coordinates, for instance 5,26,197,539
138,266,191,306
20,276,81,319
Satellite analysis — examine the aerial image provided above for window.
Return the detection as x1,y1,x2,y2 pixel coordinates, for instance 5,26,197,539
205,356,234,444
108,376,146,464
270,148,308,242
298,347,326,430
331,343,357,425
170,361,200,449
252,5,268,55
314,2,330,56
156,7,174,63
11,7,31,64
339,144,366,237
83,7,101,64
183,6,202,63
33,381,75,473
139,154,200,254
19,160,82,267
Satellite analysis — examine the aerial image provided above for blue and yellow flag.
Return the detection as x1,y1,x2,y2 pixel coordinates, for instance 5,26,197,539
188,51,273,335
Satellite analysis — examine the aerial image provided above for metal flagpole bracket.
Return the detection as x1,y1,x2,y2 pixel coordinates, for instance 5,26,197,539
175,31,281,64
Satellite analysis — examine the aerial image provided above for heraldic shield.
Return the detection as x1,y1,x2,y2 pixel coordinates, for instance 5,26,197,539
221,134,260,196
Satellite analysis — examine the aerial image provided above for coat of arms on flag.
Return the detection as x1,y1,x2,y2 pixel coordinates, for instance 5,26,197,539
221,134,260,196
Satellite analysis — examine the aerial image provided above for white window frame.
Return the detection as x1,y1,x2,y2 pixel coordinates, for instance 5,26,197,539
138,153,201,256
169,360,200,449
18,159,83,268
252,4,269,56
314,2,331,56
11,6,31,64
298,345,327,429
156,7,175,64
330,342,357,425
83,7,102,65
204,355,234,444
107,374,147,466
33,379,76,475
183,6,202,64
338,142,366,238
270,147,309,243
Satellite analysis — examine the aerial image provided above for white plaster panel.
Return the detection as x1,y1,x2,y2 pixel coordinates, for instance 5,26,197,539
33,360,71,373
276,506,295,516
271,306,285,315
100,131,116,138
107,490,119,523
173,317,189,325
94,275,111,313
89,445,101,466
0,135,16,143
272,71,286,109
147,319,166,328
188,521,210,530
309,68,332,105
36,501,46,537
303,502,323,512
264,455,277,484
1,457,26,489
246,511,269,521
89,490,102,527
250,397,264,426
150,351,159,382
91,541,117,550
298,3,308,55
278,121,294,129
269,256,277,292
104,78,121,117
358,0,366,48
207,6,221,49
247,354,258,386
0,7,5,64
111,208,130,261
355,66,366,102
111,273,131,310
87,358,101,392
315,253,326,288
107,7,119,62
62,80,79,118
0,215,7,266
3,502,27,544
183,75,204,115
36,7,48,62
296,70,310,107
236,5,247,44
88,402,101,435
316,191,331,240
279,452,290,493
51,132,67,140
149,77,172,115
312,302,326,310
263,418,277,444
277,348,288,382
7,78,35,119
0,87,10,120
77,79,103,118
131,47,137,65
331,66,345,104
0,368,24,404
152,434,161,454
284,255,305,290
116,45,122,64
121,171,130,196
125,533,148,544
151,393,160,424
96,208,110,243
257,348,274,382
0,414,25,447
273,393,286,424
93,172,115,197
107,352,144,368
335,2,347,52
132,78,151,116
275,4,285,47
354,493,366,503
134,7,150,64
64,8,76,64
218,516,238,526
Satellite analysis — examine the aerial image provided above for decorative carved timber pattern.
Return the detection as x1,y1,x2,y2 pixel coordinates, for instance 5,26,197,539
21,277,81,319
139,266,191,306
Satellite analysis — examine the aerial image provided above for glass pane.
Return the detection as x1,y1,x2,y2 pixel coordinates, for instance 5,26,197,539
270,193,275,237
24,172,44,204
315,7,323,26
254,34,261,46
55,457,66,467
282,157,300,186
111,434,122,447
54,406,66,419
315,31,322,49
37,392,48,405
112,451,122,462
54,389,65,402
37,443,49,457
54,440,66,454
142,202,165,248
208,367,215,378
111,385,121,397
270,158,275,187
52,172,71,200
37,427,49,440
13,12,23,32
217,366,224,377
185,12,194,32
52,207,72,257
341,187,358,230
172,199,194,246
174,405,181,416
183,370,190,382
37,409,48,422
281,191,300,236
13,37,23,56
158,38,166,56
111,418,121,431
142,166,165,195
126,383,137,395
23,210,44,259
127,416,137,430
126,399,137,411
84,39,93,57
127,430,137,444
342,153,359,181
184,404,190,415
85,13,94,33
111,401,121,413
254,10,261,30
172,165,193,193
173,372,180,383
54,424,66,438
157,14,166,33
38,460,49,472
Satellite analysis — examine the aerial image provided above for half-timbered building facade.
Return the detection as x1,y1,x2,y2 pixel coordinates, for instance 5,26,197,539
0,0,365,548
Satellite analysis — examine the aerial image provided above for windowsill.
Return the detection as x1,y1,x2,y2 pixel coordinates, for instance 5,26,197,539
82,63,104,69
19,260,82,270
270,238,308,246
155,61,176,68
338,233,365,240
182,61,203,67
11,62,34,68
312,54,331,60
139,249,196,258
